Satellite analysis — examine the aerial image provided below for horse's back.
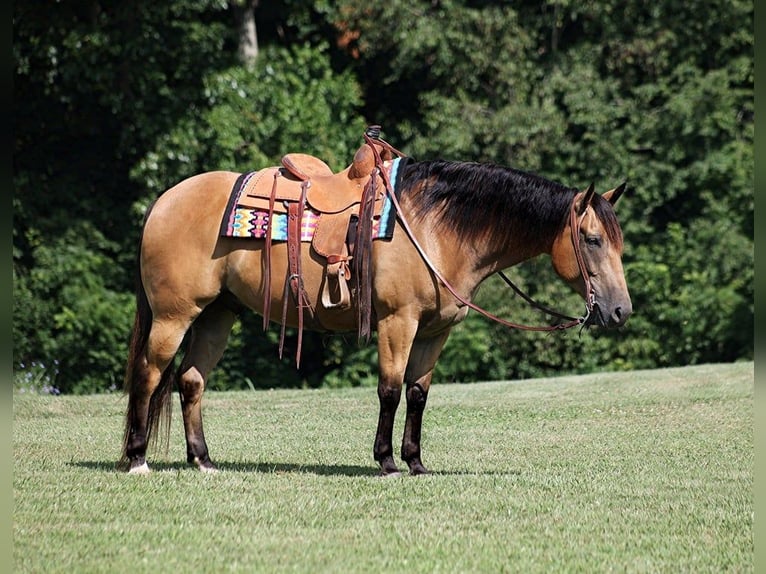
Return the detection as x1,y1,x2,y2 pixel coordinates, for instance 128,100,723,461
149,171,239,223
139,168,458,333
141,171,241,311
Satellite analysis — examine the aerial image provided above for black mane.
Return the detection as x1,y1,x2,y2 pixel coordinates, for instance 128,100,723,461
400,160,575,247
399,160,623,250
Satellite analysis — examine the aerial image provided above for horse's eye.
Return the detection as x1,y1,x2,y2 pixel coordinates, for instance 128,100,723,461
585,235,602,248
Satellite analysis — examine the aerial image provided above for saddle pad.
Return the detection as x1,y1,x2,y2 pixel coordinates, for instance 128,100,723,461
225,207,319,241
219,157,410,242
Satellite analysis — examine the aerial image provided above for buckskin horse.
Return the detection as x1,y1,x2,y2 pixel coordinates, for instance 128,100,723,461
119,128,632,476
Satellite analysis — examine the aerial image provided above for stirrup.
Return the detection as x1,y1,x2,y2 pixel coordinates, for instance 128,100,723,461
321,259,352,310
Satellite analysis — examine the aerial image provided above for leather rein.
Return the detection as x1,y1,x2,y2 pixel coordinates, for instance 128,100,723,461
364,133,595,332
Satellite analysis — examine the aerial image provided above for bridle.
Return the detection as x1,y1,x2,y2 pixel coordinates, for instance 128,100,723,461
364,131,596,332
495,195,596,329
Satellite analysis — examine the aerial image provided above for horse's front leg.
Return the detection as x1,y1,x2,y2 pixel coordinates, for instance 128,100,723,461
373,314,419,477
401,332,450,475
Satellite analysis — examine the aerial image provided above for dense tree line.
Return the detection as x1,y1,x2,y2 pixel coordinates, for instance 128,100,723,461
13,1,752,393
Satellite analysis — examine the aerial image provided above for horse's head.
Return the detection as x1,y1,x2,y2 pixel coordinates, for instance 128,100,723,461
551,183,632,328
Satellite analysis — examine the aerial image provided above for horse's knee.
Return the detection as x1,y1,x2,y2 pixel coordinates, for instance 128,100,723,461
377,382,402,409
178,367,205,405
405,382,428,413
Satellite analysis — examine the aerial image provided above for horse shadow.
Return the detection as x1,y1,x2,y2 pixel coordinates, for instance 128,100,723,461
72,460,520,477
72,460,372,476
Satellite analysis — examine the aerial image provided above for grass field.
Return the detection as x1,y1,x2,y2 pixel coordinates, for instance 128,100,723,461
14,362,753,573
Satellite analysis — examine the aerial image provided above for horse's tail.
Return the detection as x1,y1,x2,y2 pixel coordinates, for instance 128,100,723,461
119,201,175,468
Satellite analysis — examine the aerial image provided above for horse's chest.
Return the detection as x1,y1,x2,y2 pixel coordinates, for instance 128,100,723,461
417,304,470,337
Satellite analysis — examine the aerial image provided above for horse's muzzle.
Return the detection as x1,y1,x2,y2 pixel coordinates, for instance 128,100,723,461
589,300,632,328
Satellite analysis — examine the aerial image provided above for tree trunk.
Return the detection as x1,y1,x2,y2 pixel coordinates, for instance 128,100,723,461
233,0,258,66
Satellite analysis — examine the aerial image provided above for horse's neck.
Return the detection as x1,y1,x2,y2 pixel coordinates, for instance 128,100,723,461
398,180,568,295
472,238,551,285
474,191,574,280
409,217,552,299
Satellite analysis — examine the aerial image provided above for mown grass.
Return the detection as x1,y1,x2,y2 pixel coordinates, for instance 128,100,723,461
14,362,753,573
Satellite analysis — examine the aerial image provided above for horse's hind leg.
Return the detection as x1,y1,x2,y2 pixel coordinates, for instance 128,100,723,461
124,316,191,474
177,299,238,472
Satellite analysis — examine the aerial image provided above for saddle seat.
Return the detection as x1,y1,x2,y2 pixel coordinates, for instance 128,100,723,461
280,153,333,180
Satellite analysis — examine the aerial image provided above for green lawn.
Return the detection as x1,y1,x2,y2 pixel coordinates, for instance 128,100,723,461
13,362,753,573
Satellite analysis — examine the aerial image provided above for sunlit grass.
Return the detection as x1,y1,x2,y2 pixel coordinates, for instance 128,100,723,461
14,362,753,573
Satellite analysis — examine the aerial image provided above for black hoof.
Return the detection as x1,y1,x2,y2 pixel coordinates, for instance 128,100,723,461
407,459,429,476
378,456,401,477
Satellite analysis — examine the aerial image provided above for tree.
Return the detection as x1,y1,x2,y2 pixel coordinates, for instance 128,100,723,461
13,0,752,392
14,1,239,391
320,0,753,378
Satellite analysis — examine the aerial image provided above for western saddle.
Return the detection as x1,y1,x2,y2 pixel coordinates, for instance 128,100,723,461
233,126,405,365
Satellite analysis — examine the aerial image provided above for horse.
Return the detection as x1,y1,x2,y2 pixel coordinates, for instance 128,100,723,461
119,145,632,477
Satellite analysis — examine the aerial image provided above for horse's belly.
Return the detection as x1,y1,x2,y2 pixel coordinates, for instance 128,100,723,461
223,241,358,332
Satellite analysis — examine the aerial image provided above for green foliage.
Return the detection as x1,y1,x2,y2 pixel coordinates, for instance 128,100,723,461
628,219,753,365
207,314,334,391
13,0,753,391
321,336,380,388
132,43,366,196
13,1,236,247
13,225,134,394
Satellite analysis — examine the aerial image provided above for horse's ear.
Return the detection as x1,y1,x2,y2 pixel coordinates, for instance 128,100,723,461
603,181,627,206
577,183,596,216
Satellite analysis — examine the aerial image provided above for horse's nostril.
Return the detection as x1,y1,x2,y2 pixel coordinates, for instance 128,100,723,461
609,306,624,327
611,304,632,326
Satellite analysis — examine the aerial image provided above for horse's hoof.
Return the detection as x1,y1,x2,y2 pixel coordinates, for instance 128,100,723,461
128,461,150,475
406,457,429,476
378,457,401,477
189,455,218,473
380,469,402,478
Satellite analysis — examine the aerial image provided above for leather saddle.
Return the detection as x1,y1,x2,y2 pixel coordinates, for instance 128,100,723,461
238,140,392,220
235,128,403,366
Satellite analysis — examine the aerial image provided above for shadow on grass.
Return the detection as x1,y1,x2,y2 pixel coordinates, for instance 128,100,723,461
72,460,373,476
72,460,520,477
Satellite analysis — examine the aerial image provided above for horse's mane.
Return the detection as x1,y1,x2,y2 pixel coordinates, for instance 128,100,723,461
399,160,623,250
